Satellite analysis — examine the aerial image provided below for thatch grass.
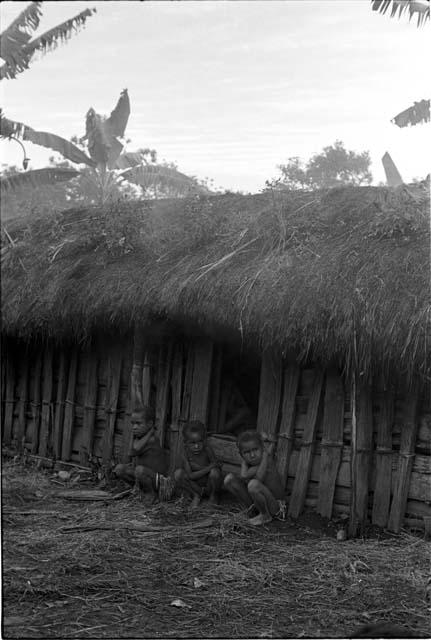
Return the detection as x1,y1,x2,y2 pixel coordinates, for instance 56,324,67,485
2,459,430,639
1,184,429,384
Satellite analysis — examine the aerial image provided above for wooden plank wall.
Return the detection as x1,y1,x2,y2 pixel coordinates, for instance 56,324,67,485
1,334,430,532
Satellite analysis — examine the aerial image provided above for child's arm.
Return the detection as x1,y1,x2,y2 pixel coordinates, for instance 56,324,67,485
184,451,217,480
240,459,258,480
131,428,156,456
255,449,270,482
205,444,222,468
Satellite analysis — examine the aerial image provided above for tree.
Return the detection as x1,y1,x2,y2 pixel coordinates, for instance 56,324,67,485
266,141,372,191
371,0,430,127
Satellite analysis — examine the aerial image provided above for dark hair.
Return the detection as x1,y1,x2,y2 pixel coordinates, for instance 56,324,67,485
237,430,263,451
131,405,155,422
183,420,206,441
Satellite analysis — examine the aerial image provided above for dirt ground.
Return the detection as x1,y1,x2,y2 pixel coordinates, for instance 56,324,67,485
2,458,430,639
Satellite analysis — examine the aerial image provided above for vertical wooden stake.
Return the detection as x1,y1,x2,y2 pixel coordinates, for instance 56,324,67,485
180,343,195,424
30,351,43,454
16,358,29,451
189,338,214,424
1,342,6,434
81,355,98,465
317,369,345,519
61,350,78,461
155,340,174,446
372,388,394,527
102,352,122,466
208,345,223,433
38,349,53,457
388,389,420,533
350,381,373,535
256,349,283,454
53,351,68,459
276,363,300,488
3,354,16,445
169,343,184,473
288,369,324,519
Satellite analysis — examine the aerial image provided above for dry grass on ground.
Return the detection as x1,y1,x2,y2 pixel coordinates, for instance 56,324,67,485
2,459,430,639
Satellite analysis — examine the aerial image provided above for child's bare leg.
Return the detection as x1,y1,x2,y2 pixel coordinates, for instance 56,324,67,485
247,479,279,525
174,468,202,507
135,465,157,502
207,467,222,504
224,473,253,508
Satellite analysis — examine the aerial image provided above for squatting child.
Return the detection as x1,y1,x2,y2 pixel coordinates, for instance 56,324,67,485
224,429,285,526
114,405,169,502
174,420,222,508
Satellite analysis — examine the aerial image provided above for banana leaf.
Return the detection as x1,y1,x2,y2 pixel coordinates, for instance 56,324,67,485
371,0,430,26
0,113,95,167
392,99,430,127
105,89,130,139
119,164,210,195
0,167,79,192
0,6,96,81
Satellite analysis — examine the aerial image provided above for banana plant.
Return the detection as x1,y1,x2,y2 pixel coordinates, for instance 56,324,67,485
1,90,209,200
0,2,96,81
371,1,430,127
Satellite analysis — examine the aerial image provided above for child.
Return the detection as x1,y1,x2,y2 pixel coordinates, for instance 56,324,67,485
224,430,285,526
174,420,222,508
114,405,170,502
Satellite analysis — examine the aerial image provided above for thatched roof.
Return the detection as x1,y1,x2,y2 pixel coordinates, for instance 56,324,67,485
1,185,429,384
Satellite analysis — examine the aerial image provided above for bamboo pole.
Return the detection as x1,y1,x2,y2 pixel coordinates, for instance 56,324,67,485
349,381,373,536
53,351,68,459
61,350,79,461
387,389,420,532
189,338,214,424
3,353,16,445
288,369,324,518
208,345,223,433
102,351,122,466
256,349,283,455
30,351,43,454
372,387,394,527
16,358,29,451
38,348,53,457
81,355,98,465
155,340,174,446
276,363,300,488
317,369,345,519
168,342,184,474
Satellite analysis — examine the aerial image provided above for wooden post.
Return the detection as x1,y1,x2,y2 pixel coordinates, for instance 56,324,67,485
61,350,78,461
38,349,53,457
155,340,174,446
276,363,300,488
181,343,195,423
288,369,324,519
169,343,184,473
30,351,43,454
349,382,373,535
208,345,223,433
388,389,420,533
81,355,98,465
256,349,283,454
131,328,146,410
3,354,16,445
102,352,122,466
16,358,29,451
189,338,214,424
53,351,68,459
372,388,394,527
317,369,345,519
1,343,6,434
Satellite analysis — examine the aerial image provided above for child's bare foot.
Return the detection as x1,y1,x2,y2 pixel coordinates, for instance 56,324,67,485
249,513,272,526
190,495,201,509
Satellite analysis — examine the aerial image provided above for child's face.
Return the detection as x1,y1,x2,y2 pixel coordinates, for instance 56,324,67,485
239,438,263,466
132,419,154,435
185,432,204,455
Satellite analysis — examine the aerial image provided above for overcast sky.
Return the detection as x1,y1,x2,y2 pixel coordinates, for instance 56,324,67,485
1,1,429,192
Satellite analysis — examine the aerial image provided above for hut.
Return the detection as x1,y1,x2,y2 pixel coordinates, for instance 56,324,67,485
1,184,430,534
